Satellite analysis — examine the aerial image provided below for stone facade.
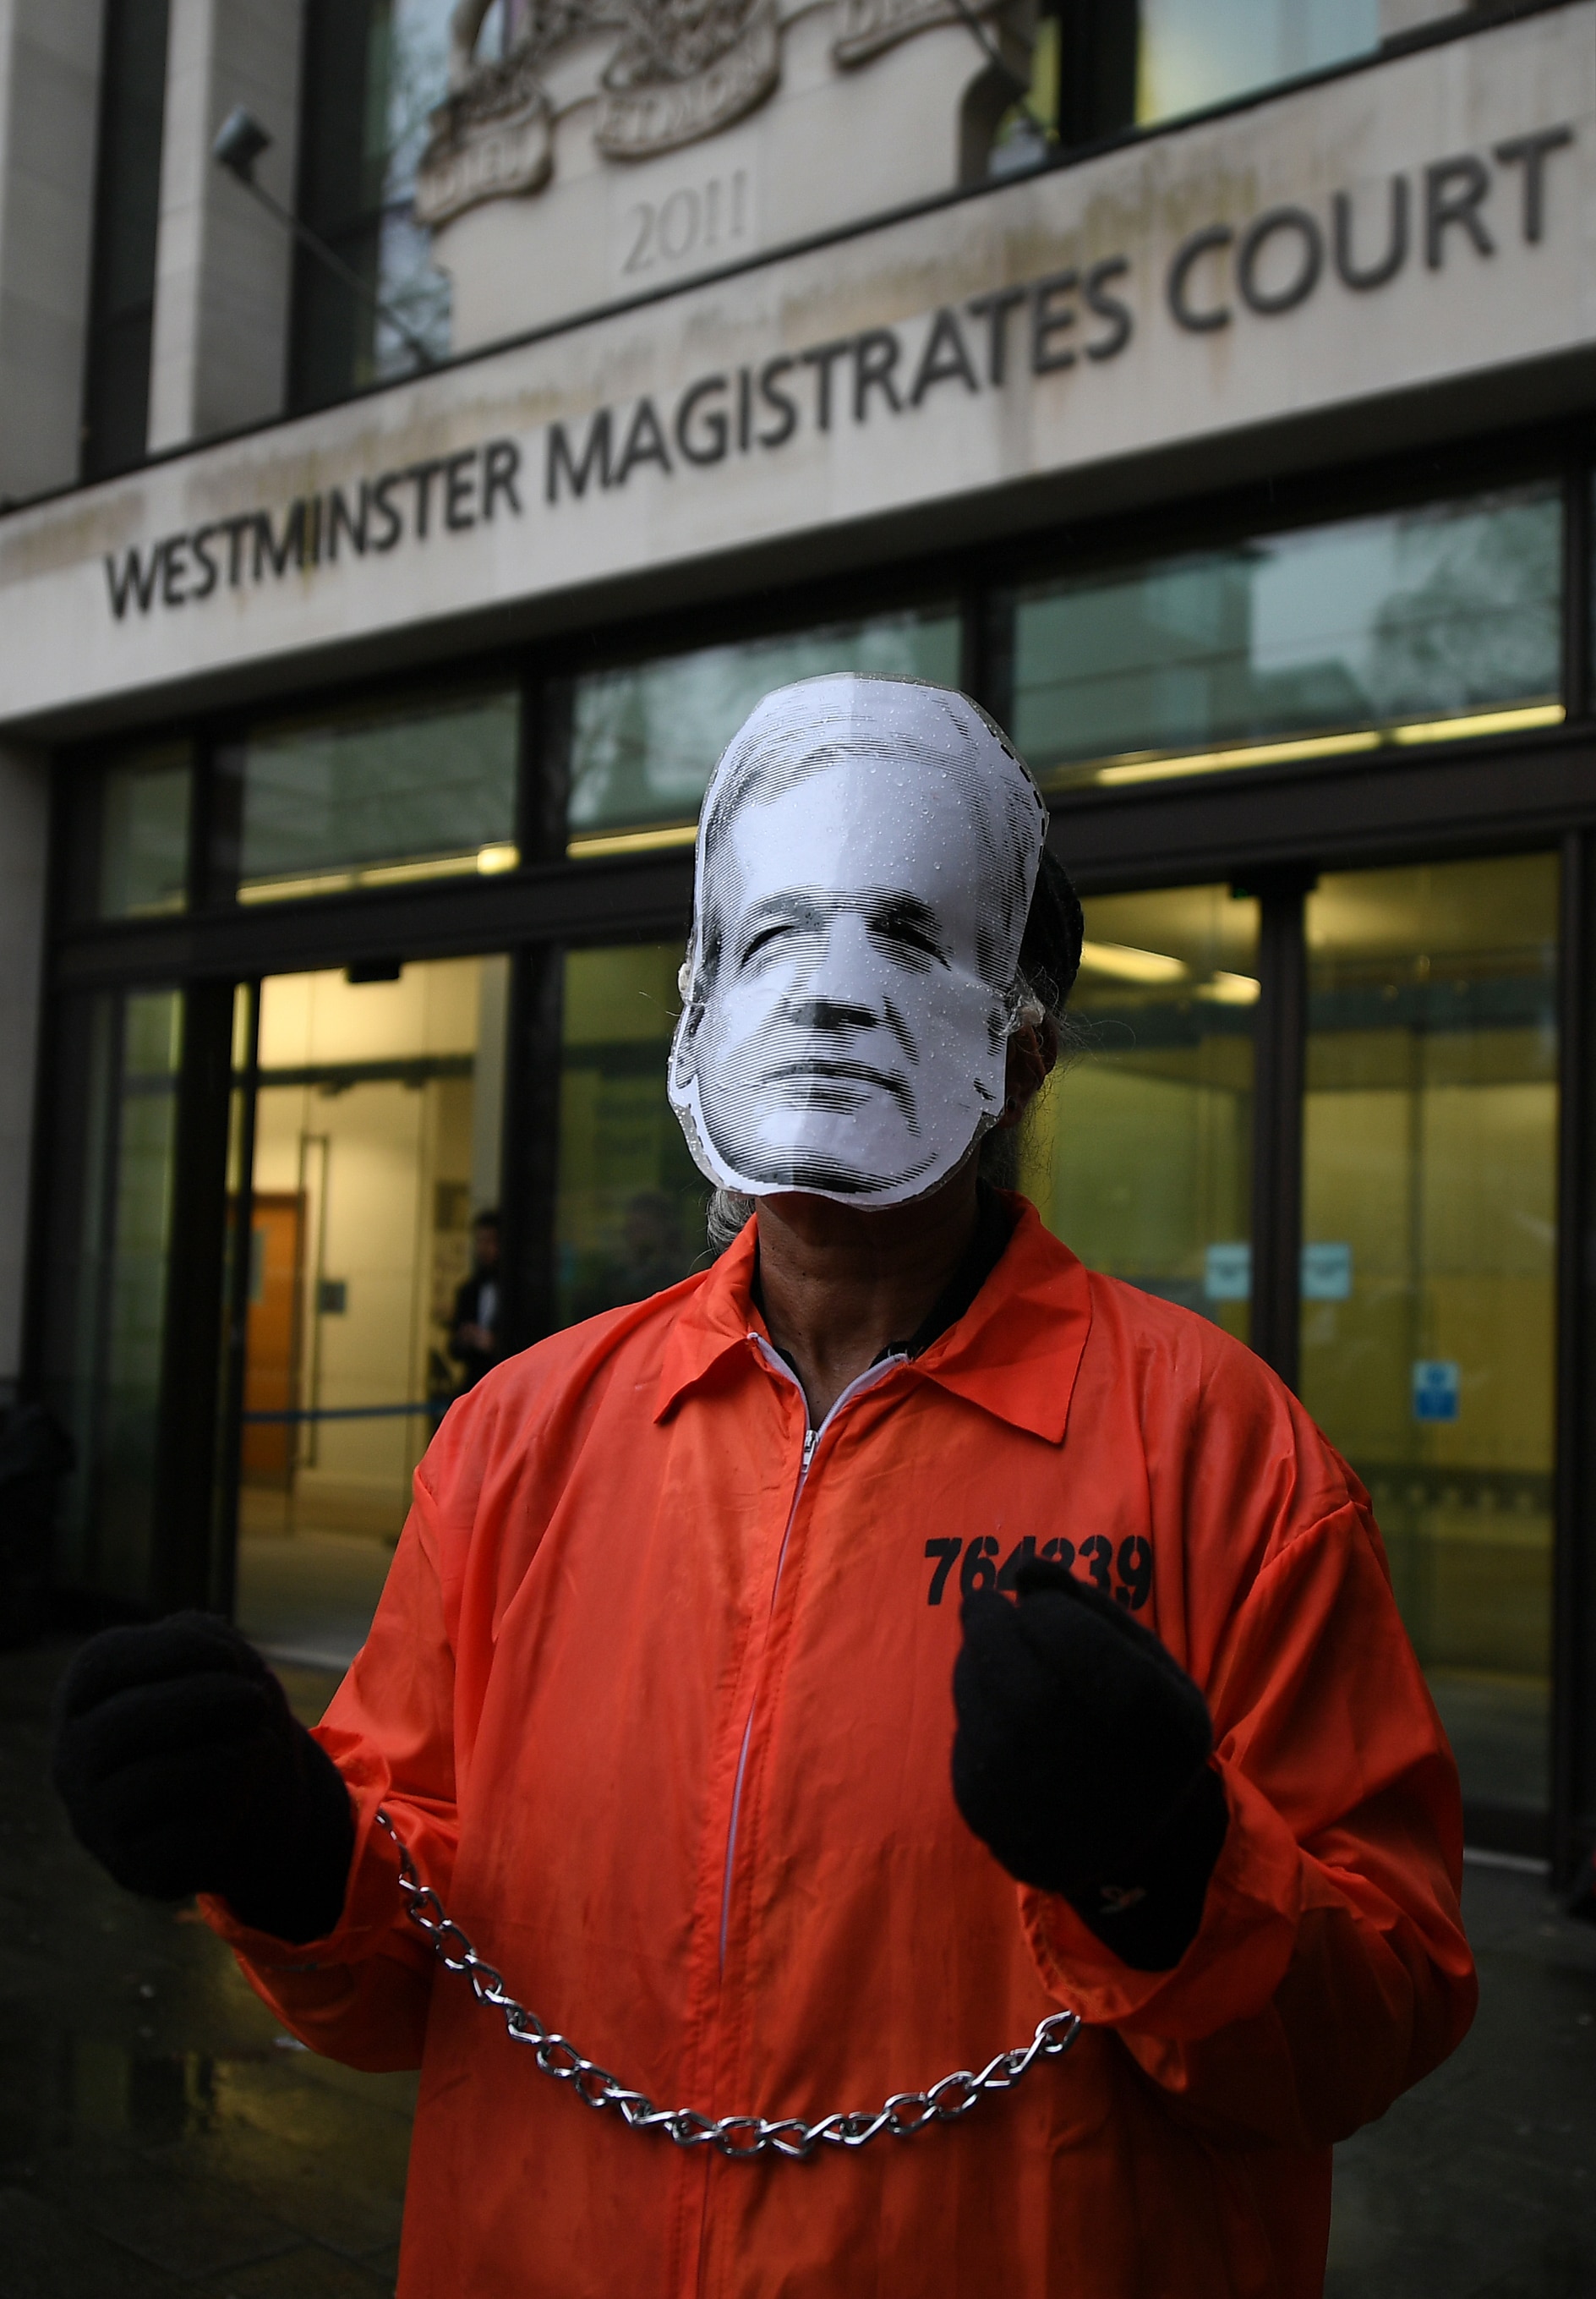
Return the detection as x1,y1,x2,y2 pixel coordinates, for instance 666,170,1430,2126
146,0,303,451
423,0,1032,348
0,0,1588,737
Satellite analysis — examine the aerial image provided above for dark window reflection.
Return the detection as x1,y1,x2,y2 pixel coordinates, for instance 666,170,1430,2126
289,0,456,410
41,989,183,1604
228,687,518,901
567,610,959,852
555,944,710,1326
81,0,172,477
1012,486,1563,792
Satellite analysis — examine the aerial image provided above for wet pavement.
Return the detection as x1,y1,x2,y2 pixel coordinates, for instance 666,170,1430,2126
2,1634,1593,2296
1326,1852,1596,2297
0,1641,413,2297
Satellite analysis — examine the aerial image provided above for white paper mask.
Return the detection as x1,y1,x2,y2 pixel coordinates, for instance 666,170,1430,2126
669,675,1047,1207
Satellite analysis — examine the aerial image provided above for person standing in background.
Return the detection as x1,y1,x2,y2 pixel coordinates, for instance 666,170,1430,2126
448,1210,500,1391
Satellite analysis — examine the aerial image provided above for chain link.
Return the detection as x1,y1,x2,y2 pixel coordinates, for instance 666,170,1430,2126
375,1809,1081,2163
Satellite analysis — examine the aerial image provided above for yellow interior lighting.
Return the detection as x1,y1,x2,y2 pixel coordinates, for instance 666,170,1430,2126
1090,702,1565,789
1077,939,1189,984
1096,731,1380,786
238,850,497,903
1387,702,1564,745
566,822,700,859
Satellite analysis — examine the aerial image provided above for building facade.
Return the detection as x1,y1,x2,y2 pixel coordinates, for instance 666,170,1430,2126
1,0,1593,1880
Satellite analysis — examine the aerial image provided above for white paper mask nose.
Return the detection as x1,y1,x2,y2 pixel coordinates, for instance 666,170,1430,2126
669,674,1047,1207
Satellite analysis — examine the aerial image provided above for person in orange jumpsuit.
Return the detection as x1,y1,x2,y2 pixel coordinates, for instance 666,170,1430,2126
54,676,1476,2298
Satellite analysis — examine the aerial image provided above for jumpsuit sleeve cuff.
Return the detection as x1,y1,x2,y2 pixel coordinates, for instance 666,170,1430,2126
1019,1756,1304,2039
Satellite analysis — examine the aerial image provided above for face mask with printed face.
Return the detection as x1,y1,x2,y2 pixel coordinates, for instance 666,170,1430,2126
669,675,1047,1207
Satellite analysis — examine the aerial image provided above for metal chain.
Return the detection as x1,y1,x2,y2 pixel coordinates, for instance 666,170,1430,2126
375,1809,1081,2163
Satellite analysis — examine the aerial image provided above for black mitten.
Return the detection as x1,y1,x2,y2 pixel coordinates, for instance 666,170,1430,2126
52,1612,354,1944
953,1558,1227,1970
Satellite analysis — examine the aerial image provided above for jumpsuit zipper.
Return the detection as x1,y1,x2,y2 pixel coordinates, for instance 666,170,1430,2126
717,1344,904,1966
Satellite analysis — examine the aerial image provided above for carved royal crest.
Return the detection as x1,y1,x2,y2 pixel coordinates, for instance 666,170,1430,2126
831,0,996,68
596,0,780,161
418,0,781,212
415,0,1017,226
414,48,553,228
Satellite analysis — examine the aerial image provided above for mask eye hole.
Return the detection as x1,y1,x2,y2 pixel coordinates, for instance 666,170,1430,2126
872,906,943,965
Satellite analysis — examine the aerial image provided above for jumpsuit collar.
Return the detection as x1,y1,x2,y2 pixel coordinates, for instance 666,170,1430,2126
746,1180,1016,1377
653,1193,1094,1446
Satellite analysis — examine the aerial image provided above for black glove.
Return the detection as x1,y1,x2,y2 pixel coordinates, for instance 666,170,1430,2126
953,1558,1227,1971
52,1612,355,1945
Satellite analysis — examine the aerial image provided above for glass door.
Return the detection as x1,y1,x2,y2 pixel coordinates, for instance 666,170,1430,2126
232,956,509,1672
1299,856,1560,1831
42,988,184,1604
554,942,710,1322
1025,884,1260,1343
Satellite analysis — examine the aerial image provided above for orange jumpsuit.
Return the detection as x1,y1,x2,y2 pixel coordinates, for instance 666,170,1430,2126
210,1199,1476,2298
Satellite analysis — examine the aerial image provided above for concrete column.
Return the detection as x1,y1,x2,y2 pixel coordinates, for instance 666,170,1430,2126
145,0,302,452
0,742,48,1390
0,0,104,503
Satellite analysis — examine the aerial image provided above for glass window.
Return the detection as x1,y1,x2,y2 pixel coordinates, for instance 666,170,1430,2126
232,687,519,902
555,943,708,1323
43,989,183,1604
566,608,961,855
1012,486,1563,793
90,744,192,918
1299,855,1559,1826
234,956,509,1669
1023,884,1259,1343
81,0,172,478
987,14,1061,179
1049,0,1381,155
1136,0,1379,129
290,0,489,408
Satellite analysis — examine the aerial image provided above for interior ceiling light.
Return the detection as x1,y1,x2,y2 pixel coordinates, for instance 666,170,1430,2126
566,822,700,859
1389,703,1563,745
1096,731,1379,786
1196,971,1261,1004
1077,939,1189,984
1085,702,1566,788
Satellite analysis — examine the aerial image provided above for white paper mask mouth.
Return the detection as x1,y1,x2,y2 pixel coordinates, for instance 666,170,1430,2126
668,674,1047,1208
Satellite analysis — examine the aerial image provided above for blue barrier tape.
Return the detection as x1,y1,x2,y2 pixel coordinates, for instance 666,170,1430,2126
242,1402,452,1425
